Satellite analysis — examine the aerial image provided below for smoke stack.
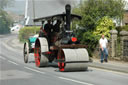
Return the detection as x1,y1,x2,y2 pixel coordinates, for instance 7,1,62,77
65,4,71,30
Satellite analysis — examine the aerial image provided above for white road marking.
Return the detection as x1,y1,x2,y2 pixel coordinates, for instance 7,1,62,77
24,67,45,74
0,56,6,60
8,60,19,65
58,77,94,85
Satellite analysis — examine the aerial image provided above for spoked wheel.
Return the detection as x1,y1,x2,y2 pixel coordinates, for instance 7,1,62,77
57,50,65,72
34,47,41,67
23,42,29,63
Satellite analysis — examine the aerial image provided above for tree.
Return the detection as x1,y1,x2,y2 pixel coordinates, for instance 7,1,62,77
72,0,126,56
93,16,115,39
73,0,126,30
0,9,12,34
0,0,14,34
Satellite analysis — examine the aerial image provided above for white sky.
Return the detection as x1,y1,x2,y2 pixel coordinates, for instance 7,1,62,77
5,0,128,15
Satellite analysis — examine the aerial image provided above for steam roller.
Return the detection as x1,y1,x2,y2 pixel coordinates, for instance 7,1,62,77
34,37,89,72
24,4,90,72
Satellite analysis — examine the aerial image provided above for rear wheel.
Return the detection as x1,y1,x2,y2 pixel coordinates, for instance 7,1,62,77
23,42,29,63
34,38,49,67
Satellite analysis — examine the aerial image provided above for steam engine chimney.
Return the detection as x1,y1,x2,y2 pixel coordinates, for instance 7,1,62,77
65,4,71,30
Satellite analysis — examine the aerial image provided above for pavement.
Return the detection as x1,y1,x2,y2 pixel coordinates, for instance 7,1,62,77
5,35,128,74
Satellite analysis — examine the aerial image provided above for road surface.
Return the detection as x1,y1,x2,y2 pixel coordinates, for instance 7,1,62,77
0,33,128,85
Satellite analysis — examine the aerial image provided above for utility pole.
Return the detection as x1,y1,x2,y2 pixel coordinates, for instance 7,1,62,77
32,0,36,33
25,0,28,25
25,0,28,19
32,0,35,20
80,0,82,5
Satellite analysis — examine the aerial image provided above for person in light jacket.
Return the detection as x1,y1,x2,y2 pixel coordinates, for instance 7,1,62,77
99,34,108,63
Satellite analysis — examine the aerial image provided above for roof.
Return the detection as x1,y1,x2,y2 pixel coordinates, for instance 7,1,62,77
33,13,82,22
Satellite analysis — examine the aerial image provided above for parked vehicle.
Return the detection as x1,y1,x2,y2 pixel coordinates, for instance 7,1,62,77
11,24,23,31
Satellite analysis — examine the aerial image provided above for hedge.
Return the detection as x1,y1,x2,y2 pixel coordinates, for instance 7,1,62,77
18,26,40,42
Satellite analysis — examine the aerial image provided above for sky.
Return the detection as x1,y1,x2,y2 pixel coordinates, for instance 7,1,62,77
4,0,25,15
4,0,81,15
4,0,128,15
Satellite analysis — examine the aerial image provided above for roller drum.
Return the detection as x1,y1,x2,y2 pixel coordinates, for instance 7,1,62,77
58,48,89,71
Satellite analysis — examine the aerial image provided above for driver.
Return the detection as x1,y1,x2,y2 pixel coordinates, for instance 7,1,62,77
52,20,61,43
44,20,53,35
53,20,61,32
44,20,53,45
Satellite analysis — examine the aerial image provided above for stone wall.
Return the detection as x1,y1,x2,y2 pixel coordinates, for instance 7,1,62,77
120,31,128,61
110,30,118,58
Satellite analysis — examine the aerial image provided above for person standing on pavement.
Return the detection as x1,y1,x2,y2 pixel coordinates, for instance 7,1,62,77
99,34,108,63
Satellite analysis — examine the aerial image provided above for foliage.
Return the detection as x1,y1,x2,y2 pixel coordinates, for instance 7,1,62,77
81,31,100,57
0,0,14,34
72,0,126,56
93,16,115,39
73,0,125,30
0,9,12,34
18,26,40,42
121,25,128,31
116,25,128,35
75,29,85,41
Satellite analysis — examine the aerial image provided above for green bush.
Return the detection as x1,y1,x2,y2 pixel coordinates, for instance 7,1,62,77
116,25,128,32
0,9,11,34
116,25,128,37
81,31,100,57
75,29,85,41
121,25,128,31
18,26,40,42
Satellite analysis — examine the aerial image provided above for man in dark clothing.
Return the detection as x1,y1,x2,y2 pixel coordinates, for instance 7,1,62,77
44,20,53,46
51,20,62,43
44,20,53,35
53,20,61,32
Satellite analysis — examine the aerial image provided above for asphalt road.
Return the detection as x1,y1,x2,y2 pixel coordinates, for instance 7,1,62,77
0,33,128,85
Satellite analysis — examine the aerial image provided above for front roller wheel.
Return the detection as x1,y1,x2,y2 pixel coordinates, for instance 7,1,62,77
23,42,29,63
57,49,89,72
34,47,41,67
57,50,65,72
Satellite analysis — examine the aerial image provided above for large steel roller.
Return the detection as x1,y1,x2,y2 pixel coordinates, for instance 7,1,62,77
58,48,89,71
34,37,49,67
